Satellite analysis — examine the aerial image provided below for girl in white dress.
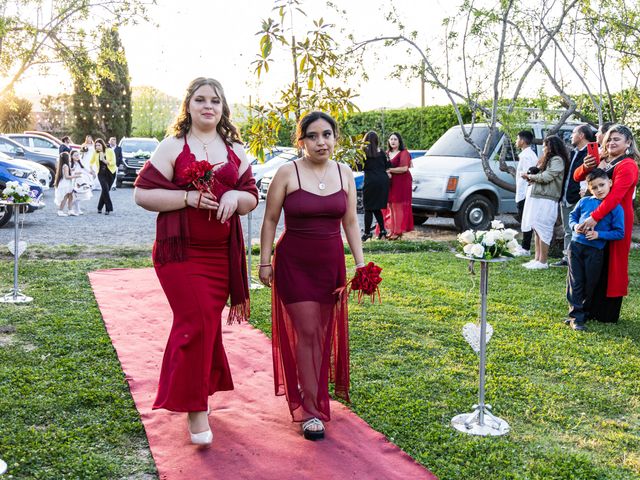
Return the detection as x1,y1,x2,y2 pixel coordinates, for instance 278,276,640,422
54,152,78,216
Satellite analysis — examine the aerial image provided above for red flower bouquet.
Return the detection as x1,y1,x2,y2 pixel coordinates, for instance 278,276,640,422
346,261,383,303
183,160,220,220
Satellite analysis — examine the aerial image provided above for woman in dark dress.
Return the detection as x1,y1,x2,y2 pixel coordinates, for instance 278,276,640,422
259,111,365,441
361,131,390,241
134,77,258,446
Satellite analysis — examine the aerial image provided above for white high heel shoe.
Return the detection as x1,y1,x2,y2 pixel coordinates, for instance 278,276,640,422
189,427,213,446
188,410,212,446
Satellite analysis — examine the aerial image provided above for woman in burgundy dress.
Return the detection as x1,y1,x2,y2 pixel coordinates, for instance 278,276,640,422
573,124,639,323
385,132,414,239
134,77,258,446
259,111,365,440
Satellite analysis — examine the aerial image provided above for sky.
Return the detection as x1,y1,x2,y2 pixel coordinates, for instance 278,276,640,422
15,0,451,112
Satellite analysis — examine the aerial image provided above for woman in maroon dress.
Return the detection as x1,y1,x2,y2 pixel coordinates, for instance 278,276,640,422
258,112,365,440
385,132,414,239
134,77,258,446
574,124,639,323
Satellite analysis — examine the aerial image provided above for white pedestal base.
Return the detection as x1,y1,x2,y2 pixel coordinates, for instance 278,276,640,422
451,408,510,436
0,291,33,303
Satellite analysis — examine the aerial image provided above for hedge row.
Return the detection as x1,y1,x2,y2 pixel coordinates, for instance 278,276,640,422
341,104,472,150
240,104,471,150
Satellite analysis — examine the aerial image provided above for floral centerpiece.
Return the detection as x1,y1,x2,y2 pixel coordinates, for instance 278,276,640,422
457,220,519,259
2,181,33,204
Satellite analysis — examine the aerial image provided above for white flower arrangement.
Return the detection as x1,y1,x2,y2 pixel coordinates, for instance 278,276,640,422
2,181,33,204
457,220,519,259
133,149,152,159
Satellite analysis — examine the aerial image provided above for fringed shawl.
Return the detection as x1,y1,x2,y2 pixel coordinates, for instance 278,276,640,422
135,159,258,323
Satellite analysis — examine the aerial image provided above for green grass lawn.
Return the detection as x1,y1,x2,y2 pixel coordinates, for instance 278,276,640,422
0,244,638,479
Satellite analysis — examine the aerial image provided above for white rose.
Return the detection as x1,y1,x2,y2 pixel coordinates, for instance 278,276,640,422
463,243,475,255
507,239,519,253
492,229,504,242
483,231,496,246
470,243,485,258
458,229,476,244
502,229,517,241
491,220,504,229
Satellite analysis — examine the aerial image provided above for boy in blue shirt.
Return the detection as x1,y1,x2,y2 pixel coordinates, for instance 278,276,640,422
566,168,625,331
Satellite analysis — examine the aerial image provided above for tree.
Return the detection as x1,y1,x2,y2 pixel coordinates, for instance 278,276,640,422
69,45,99,141
248,0,362,164
39,94,74,138
0,92,32,132
97,27,132,140
131,86,180,140
0,0,154,96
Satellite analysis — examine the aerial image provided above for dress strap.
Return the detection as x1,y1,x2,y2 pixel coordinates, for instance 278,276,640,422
183,135,188,146
293,161,302,188
337,162,343,189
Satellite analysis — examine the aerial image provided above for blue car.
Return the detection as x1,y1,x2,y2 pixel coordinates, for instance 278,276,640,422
0,155,44,227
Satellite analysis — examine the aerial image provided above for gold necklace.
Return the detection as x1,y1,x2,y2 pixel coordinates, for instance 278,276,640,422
190,131,217,160
304,158,330,190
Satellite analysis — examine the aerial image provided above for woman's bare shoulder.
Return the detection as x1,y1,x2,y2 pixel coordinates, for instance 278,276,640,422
150,136,183,166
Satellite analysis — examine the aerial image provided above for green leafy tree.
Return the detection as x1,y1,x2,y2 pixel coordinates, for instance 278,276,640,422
68,45,99,141
0,0,154,96
248,0,362,164
132,86,180,140
97,27,132,140
0,92,32,132
39,94,74,138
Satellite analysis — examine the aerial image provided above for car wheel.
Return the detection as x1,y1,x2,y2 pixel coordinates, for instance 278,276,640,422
47,166,56,187
356,190,364,214
412,215,427,226
116,179,123,188
0,204,13,228
453,194,495,232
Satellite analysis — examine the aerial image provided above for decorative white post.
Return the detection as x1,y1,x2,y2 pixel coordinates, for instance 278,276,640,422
451,255,510,436
246,209,263,291
0,203,32,304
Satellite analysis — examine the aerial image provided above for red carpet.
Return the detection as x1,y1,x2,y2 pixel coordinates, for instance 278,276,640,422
89,268,437,480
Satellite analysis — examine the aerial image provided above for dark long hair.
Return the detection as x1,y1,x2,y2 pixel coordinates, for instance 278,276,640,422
168,77,242,145
602,124,640,162
539,134,570,171
55,152,70,187
387,131,406,151
294,111,339,143
363,131,381,158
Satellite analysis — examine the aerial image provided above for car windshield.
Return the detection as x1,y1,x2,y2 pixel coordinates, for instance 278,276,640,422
121,140,158,153
425,126,501,158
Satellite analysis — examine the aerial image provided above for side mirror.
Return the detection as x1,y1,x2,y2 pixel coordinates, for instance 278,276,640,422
16,147,25,156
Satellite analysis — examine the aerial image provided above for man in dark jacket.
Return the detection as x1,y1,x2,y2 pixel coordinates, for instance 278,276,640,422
552,124,596,267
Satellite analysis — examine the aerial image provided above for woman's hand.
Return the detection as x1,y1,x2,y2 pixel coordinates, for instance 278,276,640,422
583,154,598,169
579,216,598,232
258,265,272,287
188,190,219,211
521,173,529,180
217,190,240,223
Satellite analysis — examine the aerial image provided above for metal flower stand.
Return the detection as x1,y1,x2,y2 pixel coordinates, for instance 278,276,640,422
451,255,510,436
246,209,263,291
0,202,32,304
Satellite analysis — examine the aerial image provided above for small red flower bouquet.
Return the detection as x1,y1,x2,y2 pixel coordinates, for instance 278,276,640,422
184,160,219,220
346,261,383,303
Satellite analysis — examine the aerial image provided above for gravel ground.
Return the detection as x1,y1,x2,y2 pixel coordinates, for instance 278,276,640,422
0,185,523,247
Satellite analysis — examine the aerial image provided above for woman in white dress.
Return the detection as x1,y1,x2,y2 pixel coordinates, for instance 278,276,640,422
520,134,569,269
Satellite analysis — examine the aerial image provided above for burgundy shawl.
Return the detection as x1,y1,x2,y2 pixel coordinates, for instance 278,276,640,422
134,161,258,323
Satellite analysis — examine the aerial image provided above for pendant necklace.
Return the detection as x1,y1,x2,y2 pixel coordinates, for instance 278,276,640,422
190,131,217,162
305,158,330,190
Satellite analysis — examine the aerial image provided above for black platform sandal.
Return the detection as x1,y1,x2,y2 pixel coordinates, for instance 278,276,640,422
301,418,325,440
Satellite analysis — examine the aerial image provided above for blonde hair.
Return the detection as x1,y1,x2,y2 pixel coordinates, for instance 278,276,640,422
168,77,242,145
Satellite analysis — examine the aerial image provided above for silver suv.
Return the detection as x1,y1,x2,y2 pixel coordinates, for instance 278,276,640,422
410,122,580,231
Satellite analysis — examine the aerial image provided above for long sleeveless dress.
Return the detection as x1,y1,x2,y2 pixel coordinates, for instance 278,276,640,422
272,161,350,422
152,139,241,412
384,149,414,235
